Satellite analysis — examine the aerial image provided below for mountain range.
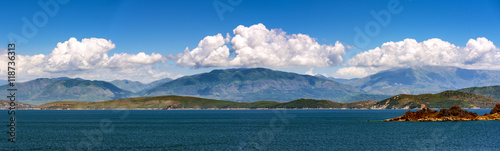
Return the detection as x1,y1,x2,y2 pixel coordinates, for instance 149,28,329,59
3,66,500,105
343,66,500,95
110,78,172,93
143,68,376,102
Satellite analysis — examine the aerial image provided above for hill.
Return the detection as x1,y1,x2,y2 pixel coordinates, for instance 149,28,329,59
145,68,363,102
39,95,376,109
344,66,500,95
371,91,500,109
0,100,33,109
39,90,500,110
457,85,500,100
39,95,280,109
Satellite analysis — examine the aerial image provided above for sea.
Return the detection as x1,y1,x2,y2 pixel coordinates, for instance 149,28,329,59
0,109,498,150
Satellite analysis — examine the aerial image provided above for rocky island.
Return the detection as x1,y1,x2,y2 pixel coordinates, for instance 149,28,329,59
384,104,500,121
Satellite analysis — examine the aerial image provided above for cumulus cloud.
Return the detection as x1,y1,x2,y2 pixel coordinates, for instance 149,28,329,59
176,33,230,67
347,37,500,69
333,37,500,79
176,23,346,68
0,37,175,83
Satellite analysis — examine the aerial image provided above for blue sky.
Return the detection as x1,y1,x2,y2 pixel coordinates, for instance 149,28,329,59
1,0,499,82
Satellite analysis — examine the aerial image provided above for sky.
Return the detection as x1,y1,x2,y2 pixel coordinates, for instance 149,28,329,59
1,0,499,83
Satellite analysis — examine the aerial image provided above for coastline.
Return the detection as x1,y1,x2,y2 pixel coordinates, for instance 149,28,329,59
1,108,493,110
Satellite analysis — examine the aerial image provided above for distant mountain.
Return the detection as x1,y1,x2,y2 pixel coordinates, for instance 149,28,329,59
26,79,133,105
147,78,173,87
457,85,500,100
371,91,500,109
0,78,62,103
0,78,134,105
111,78,172,93
314,75,357,83
0,80,8,86
344,66,500,95
110,80,148,93
145,68,363,102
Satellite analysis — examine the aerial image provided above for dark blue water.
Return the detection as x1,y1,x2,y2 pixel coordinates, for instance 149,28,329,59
0,109,498,150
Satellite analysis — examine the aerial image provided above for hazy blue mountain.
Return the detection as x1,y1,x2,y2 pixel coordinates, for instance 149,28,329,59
145,68,363,102
26,79,134,105
0,78,134,105
146,78,173,89
110,80,148,93
0,80,8,85
0,78,63,103
457,85,500,100
344,66,500,95
112,78,172,93
314,75,357,83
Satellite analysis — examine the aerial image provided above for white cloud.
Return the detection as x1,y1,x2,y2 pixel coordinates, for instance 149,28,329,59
0,37,175,83
176,23,346,68
347,37,500,70
176,33,230,67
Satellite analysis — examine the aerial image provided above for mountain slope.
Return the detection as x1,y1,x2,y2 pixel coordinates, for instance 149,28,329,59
111,78,172,93
457,85,500,100
0,78,62,102
371,91,500,109
24,79,134,105
145,68,363,102
344,66,500,95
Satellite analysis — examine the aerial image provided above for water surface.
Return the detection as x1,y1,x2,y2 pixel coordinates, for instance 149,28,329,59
0,109,498,150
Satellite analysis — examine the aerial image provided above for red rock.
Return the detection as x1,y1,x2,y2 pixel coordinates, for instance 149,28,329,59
490,104,500,114
384,105,497,122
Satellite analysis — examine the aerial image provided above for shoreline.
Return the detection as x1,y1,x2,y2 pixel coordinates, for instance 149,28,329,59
0,108,494,110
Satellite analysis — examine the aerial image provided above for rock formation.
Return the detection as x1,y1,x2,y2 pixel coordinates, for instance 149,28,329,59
490,104,500,114
384,104,500,121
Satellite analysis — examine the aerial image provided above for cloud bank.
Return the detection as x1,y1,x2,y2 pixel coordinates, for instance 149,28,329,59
1,37,178,83
333,37,500,79
177,23,346,68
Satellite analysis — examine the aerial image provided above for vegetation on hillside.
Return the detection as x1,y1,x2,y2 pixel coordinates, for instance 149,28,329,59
457,85,500,100
372,91,500,109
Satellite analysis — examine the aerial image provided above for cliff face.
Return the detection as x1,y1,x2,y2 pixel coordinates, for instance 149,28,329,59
385,104,500,121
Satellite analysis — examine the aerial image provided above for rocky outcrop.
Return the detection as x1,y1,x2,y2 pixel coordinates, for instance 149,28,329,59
384,104,500,121
490,104,500,114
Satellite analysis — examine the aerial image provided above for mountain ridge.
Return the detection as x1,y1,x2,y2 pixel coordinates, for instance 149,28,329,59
144,68,365,102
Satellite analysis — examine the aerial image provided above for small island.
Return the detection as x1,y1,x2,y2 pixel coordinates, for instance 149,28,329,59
384,104,500,121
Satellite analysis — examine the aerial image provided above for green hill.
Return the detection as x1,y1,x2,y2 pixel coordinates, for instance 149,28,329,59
0,100,33,109
457,85,500,100
372,91,500,109
39,95,375,109
39,95,280,109
274,99,377,109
